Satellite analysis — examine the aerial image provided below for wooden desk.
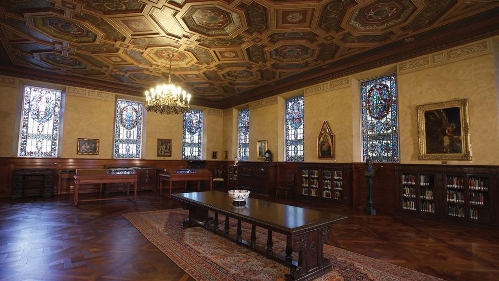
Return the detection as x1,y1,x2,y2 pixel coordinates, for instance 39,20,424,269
158,169,212,198
73,169,138,206
172,191,346,281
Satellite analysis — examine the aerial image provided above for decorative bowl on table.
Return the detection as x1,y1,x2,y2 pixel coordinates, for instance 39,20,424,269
228,189,250,205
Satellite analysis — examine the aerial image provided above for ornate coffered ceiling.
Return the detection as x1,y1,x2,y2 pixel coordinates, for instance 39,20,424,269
0,0,498,108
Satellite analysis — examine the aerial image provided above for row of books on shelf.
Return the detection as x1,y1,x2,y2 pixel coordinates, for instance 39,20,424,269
303,181,342,188
403,200,482,219
420,201,435,213
302,170,343,178
469,191,487,205
302,188,342,199
446,176,488,189
447,191,465,203
402,175,489,189
401,174,432,186
323,180,342,188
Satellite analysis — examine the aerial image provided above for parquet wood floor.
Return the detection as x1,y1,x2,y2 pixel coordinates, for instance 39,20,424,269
1,191,498,281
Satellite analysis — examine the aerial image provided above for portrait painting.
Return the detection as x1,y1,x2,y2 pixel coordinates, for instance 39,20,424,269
77,138,99,155
257,140,267,159
317,120,335,159
417,99,471,160
157,139,172,157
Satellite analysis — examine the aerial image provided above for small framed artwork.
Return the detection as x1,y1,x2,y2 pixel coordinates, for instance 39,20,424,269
157,139,172,157
317,120,335,159
77,138,99,155
417,99,471,160
212,151,218,159
257,140,267,159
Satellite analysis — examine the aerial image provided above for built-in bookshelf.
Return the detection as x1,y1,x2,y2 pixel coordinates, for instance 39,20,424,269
401,173,435,213
396,165,497,227
299,164,350,204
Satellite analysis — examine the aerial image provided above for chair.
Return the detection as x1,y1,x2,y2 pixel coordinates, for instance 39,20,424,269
275,170,295,198
213,168,225,190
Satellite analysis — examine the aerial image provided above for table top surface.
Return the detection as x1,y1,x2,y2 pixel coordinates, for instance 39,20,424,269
172,191,346,233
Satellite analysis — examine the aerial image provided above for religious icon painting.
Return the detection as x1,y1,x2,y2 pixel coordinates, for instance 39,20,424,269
317,120,334,159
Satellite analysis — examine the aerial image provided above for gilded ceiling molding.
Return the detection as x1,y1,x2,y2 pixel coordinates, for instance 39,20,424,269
207,108,223,116
0,75,17,87
398,39,491,74
66,86,115,101
304,77,351,96
223,108,233,116
249,96,278,109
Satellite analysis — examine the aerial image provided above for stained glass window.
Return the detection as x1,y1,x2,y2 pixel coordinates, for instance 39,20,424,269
285,96,304,161
113,99,143,159
361,73,399,163
18,86,62,157
237,108,250,161
182,110,203,160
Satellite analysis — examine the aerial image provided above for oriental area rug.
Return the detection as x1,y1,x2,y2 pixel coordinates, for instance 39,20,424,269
123,209,442,281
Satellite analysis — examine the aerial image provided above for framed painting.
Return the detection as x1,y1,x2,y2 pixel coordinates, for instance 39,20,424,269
157,139,172,157
317,120,335,159
417,99,471,160
212,151,218,159
77,138,99,155
257,140,267,159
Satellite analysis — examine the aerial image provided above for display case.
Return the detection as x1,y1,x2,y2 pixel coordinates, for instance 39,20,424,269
396,165,497,226
400,172,435,213
104,166,156,191
236,162,276,195
298,163,349,204
227,165,238,190
444,173,490,222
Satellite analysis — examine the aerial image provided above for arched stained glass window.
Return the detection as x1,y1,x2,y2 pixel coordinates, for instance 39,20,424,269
182,110,203,160
18,86,62,157
285,96,304,162
361,73,399,162
237,108,250,161
113,99,143,159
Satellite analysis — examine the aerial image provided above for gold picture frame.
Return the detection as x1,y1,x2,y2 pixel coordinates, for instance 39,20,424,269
317,120,335,159
257,140,267,159
157,139,172,157
417,99,471,160
77,138,99,155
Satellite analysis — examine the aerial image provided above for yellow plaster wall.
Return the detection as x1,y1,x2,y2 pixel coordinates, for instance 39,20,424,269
0,82,18,157
143,111,183,159
397,40,499,165
249,97,279,161
204,108,224,161
304,84,354,163
62,93,115,158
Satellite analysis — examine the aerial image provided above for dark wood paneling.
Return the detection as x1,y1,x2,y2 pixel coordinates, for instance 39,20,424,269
352,162,397,215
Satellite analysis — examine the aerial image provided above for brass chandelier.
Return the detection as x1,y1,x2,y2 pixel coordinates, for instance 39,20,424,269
144,54,191,115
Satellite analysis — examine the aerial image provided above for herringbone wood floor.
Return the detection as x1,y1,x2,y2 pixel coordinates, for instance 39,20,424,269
1,190,498,281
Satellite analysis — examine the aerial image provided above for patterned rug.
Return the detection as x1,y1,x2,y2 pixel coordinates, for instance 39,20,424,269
123,209,443,281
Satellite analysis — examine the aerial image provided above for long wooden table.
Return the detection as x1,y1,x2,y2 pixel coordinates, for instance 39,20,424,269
73,169,138,206
158,169,212,198
172,191,346,281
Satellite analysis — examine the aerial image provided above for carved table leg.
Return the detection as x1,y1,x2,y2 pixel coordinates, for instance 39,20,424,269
213,212,219,232
236,220,242,242
224,216,230,234
250,224,256,249
267,229,273,255
181,205,209,229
